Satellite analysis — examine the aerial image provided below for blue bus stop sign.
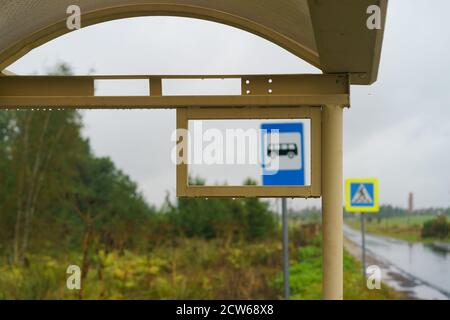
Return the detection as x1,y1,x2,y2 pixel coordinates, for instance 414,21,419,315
261,123,305,186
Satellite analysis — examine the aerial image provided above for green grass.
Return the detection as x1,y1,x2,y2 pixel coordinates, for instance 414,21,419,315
345,215,450,243
273,242,403,300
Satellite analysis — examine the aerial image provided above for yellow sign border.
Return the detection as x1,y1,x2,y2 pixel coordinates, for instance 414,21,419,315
345,178,379,213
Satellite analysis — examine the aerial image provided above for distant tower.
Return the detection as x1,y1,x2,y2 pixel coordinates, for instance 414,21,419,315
408,192,414,212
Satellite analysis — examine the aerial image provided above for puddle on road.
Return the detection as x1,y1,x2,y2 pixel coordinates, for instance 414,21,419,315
344,225,450,300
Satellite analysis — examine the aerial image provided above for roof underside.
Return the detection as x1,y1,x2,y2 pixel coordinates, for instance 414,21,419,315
0,0,387,84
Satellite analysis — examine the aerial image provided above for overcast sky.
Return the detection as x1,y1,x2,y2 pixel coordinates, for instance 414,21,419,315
7,0,450,210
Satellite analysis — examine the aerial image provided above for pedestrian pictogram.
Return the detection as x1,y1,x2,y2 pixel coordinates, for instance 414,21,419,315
352,184,373,204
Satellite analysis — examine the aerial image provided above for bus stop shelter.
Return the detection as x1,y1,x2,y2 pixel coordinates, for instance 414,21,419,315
0,0,388,299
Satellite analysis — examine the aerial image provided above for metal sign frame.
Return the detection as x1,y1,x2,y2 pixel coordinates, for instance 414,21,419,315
176,106,321,198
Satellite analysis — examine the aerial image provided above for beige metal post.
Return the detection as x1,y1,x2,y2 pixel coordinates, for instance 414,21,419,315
321,104,344,300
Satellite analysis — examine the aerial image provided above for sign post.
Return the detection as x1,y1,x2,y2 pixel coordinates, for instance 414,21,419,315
345,178,379,281
261,122,305,300
360,212,366,279
281,198,290,300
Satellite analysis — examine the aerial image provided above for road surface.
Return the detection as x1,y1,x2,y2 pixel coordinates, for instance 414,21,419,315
344,224,450,300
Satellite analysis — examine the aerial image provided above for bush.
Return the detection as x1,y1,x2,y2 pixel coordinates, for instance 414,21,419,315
421,216,449,239
290,223,320,247
165,177,277,241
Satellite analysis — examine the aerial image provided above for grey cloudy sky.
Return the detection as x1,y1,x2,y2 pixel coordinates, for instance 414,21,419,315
7,0,450,210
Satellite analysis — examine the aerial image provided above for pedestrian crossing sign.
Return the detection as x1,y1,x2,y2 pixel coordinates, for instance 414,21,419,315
345,178,379,213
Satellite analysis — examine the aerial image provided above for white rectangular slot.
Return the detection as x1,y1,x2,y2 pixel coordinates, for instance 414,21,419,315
94,79,149,96
163,78,241,96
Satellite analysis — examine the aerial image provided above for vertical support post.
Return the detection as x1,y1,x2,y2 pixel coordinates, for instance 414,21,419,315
149,77,162,96
176,108,188,197
321,104,344,300
282,198,290,300
361,212,366,280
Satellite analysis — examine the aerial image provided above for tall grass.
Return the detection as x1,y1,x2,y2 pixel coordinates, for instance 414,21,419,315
0,238,282,299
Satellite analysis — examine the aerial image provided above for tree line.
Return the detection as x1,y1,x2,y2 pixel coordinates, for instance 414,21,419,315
0,64,277,277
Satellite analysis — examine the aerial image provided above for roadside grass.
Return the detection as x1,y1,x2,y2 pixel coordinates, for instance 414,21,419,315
345,215,450,243
0,223,405,300
273,241,403,300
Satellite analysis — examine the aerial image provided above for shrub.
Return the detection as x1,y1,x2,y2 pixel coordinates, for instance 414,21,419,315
166,178,277,241
421,216,449,239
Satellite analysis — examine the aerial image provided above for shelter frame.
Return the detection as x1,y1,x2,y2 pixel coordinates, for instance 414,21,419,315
0,72,349,300
0,0,388,302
